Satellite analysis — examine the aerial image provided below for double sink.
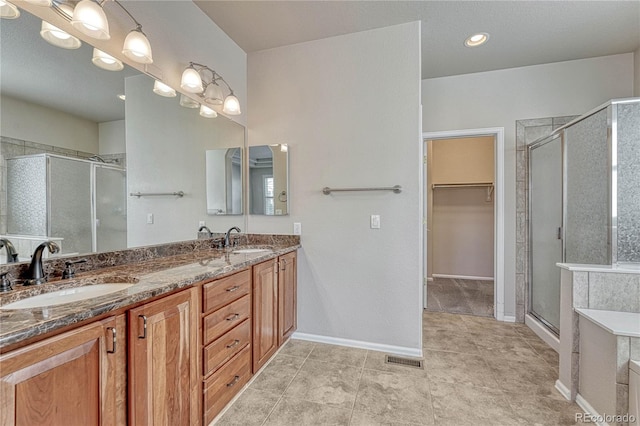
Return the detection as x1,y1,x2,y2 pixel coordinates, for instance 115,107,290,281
1,248,271,311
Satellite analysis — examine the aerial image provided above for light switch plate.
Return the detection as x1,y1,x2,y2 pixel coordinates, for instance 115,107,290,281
293,222,302,235
199,220,205,227
370,215,380,229
147,213,154,224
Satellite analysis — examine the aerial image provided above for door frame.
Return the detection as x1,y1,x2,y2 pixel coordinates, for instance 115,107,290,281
421,127,506,321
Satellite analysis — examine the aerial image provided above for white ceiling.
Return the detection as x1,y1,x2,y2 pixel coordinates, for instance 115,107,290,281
195,0,640,79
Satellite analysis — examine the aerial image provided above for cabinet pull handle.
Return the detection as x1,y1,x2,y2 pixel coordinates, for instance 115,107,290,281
106,327,117,353
226,375,240,387
280,259,286,271
226,339,240,349
226,285,240,292
138,315,147,339
225,313,240,321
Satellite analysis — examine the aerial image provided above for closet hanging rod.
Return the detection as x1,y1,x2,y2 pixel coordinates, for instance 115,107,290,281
322,185,402,195
130,191,185,198
431,183,493,189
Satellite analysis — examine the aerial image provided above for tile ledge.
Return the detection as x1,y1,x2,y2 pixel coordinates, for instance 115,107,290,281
575,308,640,337
556,263,640,274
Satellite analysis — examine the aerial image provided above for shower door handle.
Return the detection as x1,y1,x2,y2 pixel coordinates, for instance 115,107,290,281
557,227,562,240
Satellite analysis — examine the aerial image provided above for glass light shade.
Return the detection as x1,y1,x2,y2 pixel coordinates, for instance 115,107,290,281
41,21,82,49
179,94,199,109
0,1,20,19
122,29,153,64
200,105,217,118
25,0,52,5
153,80,176,98
181,67,203,93
203,83,224,105
71,0,110,40
222,93,241,115
92,48,124,71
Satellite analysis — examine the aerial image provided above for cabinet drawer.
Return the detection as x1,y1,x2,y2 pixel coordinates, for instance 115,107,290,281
203,269,251,313
203,344,252,424
203,319,251,378
203,295,251,344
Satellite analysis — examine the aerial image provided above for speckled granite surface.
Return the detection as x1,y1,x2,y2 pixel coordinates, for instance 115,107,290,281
0,234,300,351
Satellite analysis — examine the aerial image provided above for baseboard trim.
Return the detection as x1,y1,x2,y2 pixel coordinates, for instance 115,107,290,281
525,314,560,352
555,380,572,401
576,393,609,426
502,315,516,323
432,274,494,281
291,332,423,358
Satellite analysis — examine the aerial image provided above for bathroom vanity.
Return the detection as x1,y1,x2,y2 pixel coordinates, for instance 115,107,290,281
0,235,299,425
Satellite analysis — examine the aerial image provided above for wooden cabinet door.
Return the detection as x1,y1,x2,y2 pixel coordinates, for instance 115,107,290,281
0,315,126,426
128,288,200,426
278,251,297,346
252,259,279,373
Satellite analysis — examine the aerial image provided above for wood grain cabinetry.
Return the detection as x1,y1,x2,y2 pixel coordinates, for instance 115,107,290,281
128,288,200,426
0,315,126,426
252,259,279,373
278,251,297,345
201,269,252,425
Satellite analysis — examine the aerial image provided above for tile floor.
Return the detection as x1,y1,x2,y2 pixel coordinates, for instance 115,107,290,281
426,278,494,317
213,311,582,425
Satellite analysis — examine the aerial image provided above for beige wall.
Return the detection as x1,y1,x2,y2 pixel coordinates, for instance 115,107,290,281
422,53,634,318
0,95,98,152
430,137,494,278
247,22,423,352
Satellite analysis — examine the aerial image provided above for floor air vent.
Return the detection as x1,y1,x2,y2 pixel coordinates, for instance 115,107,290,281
384,355,423,369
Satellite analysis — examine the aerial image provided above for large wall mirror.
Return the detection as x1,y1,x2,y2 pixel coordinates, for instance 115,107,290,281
0,5,246,264
206,148,243,215
249,145,289,215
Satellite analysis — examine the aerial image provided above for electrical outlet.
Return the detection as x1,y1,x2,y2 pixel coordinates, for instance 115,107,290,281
147,213,154,224
199,221,205,227
370,215,381,229
293,222,301,235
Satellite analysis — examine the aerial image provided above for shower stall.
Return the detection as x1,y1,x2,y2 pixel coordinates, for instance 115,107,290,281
528,98,640,335
6,153,127,255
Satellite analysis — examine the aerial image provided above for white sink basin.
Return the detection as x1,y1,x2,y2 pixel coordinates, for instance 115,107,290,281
233,248,271,254
1,284,134,310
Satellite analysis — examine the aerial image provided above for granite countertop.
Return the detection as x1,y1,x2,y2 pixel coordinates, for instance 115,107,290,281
0,243,299,351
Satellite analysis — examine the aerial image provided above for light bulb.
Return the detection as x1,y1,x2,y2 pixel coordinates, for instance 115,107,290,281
71,0,110,40
92,48,124,71
222,93,241,115
153,80,176,98
41,21,82,49
181,66,203,93
464,33,489,47
200,105,217,118
122,29,153,64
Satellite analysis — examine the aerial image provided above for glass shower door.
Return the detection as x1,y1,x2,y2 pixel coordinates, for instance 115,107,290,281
94,165,127,252
529,135,563,334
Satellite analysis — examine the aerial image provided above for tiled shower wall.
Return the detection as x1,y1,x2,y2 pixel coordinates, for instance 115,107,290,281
0,136,125,235
515,115,577,322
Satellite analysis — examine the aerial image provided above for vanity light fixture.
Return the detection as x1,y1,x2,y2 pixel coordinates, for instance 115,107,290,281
92,48,124,71
0,0,20,19
199,104,217,118
25,0,52,6
464,32,489,47
153,80,176,98
70,0,109,39
181,62,241,115
41,19,81,49
179,94,199,109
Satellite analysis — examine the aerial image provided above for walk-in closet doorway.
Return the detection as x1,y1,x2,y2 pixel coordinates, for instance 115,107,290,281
422,128,505,320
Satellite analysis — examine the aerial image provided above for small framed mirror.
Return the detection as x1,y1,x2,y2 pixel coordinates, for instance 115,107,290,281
206,148,243,215
249,145,289,215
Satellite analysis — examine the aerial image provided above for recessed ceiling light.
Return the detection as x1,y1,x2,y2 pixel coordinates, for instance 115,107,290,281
464,32,489,48
117,94,126,101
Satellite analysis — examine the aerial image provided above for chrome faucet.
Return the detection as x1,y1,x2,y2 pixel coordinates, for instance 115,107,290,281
24,241,60,286
224,227,241,248
198,225,213,236
0,238,19,263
